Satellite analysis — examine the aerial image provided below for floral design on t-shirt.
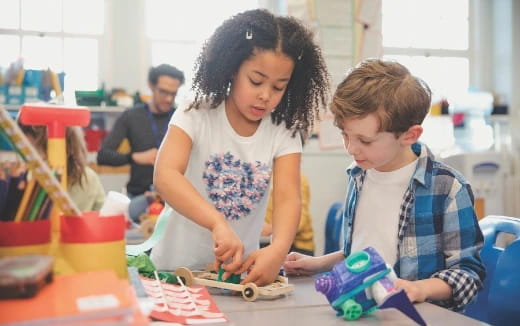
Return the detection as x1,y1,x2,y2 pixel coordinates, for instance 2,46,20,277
203,152,271,220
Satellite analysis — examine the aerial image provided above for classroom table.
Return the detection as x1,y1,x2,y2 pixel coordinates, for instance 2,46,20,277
152,276,487,325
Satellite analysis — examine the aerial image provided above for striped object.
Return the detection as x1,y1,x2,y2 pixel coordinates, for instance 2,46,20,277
0,106,80,216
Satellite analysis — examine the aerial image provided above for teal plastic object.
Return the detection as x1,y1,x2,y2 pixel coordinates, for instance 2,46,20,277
345,251,371,273
340,299,363,320
125,206,171,256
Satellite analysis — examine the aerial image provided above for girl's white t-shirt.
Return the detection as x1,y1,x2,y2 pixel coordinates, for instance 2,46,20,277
350,158,418,266
150,101,302,270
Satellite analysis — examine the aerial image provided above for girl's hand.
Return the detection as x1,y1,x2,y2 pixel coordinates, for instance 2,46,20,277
283,251,321,276
212,220,244,276
393,278,427,303
238,246,286,286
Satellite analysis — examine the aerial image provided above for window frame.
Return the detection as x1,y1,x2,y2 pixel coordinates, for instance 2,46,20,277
381,0,473,99
0,0,104,95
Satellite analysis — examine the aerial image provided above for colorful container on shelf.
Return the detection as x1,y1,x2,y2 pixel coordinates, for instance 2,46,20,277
0,69,65,104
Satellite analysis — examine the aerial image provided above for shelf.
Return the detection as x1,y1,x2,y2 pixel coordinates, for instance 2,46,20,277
90,106,127,113
2,104,126,113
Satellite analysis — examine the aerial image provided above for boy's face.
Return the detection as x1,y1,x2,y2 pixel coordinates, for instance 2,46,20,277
341,113,412,172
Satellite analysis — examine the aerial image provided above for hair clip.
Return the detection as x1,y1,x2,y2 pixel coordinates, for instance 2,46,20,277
246,27,253,40
297,50,303,61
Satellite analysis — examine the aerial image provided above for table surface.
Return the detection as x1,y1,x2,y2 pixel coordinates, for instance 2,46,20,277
152,276,487,325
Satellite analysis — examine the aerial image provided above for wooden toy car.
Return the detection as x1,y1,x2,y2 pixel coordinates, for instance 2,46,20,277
174,267,294,302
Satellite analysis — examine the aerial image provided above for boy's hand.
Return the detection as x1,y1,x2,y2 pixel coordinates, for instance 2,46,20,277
212,220,244,276
237,246,285,286
394,277,452,303
283,252,320,276
393,279,427,303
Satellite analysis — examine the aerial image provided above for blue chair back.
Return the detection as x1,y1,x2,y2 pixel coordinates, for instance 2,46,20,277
324,201,344,254
464,215,520,323
488,238,520,326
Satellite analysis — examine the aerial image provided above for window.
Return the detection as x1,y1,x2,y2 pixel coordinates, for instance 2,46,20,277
146,0,258,97
0,0,104,102
382,0,470,100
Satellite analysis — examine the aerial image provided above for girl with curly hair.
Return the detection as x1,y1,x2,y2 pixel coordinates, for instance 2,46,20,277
151,8,329,285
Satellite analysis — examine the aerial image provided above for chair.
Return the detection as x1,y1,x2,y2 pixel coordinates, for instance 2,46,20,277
487,238,520,326
324,201,344,254
464,215,520,324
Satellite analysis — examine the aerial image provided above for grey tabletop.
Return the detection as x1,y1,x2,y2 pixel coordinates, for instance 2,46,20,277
152,275,486,325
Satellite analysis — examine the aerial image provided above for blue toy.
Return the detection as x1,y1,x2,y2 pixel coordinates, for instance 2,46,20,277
315,247,426,325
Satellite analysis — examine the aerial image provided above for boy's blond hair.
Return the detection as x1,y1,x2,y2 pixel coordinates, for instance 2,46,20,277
331,59,431,135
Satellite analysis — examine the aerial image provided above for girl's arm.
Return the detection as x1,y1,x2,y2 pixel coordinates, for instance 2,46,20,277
239,153,301,285
154,125,244,270
270,153,302,255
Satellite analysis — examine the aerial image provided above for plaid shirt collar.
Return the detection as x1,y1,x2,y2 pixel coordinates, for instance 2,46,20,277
346,142,431,188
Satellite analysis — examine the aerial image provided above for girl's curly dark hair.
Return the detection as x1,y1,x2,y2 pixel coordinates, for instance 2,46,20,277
189,8,329,137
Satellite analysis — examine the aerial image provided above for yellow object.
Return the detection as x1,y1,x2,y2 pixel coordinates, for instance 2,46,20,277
264,174,315,252
0,106,126,279
50,70,62,97
59,241,127,279
13,176,37,222
475,197,485,220
14,69,24,86
117,138,131,154
0,243,50,257
430,103,442,115
47,138,67,189
0,215,128,279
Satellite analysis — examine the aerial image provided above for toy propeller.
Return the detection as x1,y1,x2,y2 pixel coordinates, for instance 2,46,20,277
378,289,427,326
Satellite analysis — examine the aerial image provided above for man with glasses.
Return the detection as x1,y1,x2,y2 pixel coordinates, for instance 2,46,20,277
97,64,184,221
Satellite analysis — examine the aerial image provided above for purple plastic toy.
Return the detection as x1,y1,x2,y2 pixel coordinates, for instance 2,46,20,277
315,247,426,325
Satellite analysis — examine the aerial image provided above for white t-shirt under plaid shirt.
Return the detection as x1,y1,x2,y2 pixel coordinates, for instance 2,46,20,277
351,158,418,266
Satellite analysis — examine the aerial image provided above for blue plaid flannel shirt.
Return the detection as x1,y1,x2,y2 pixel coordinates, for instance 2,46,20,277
342,142,485,311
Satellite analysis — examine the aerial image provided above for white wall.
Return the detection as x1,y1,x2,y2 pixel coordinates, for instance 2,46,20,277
302,138,352,256
101,0,149,94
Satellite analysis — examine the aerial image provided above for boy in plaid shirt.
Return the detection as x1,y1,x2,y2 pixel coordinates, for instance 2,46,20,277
284,59,485,311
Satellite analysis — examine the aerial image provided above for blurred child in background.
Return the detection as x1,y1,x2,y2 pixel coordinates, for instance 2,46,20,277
262,172,315,256
18,123,105,211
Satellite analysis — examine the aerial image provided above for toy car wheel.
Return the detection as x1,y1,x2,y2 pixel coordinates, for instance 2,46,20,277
174,267,194,286
341,299,363,321
242,283,259,301
274,275,288,284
